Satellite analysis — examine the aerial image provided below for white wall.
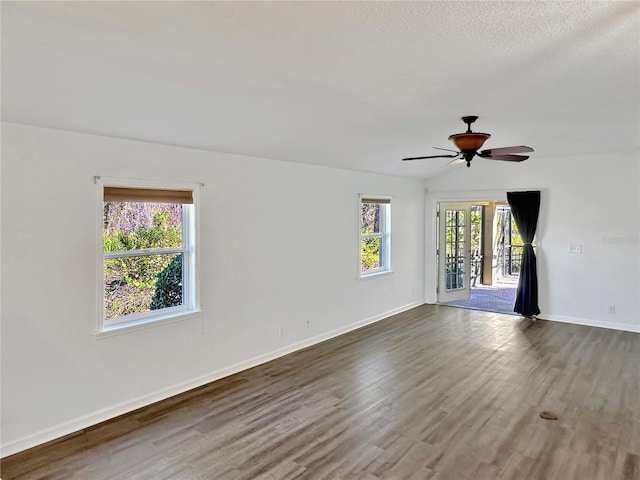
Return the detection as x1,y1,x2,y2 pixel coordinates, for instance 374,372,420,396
0,123,425,454
423,152,640,333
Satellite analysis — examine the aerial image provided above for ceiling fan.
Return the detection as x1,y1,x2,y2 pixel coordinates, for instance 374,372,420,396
402,116,534,168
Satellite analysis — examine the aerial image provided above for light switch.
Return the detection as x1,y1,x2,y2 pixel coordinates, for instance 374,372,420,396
568,244,582,253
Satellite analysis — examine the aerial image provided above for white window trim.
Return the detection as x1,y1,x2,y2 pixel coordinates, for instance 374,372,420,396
94,177,202,338
358,194,393,279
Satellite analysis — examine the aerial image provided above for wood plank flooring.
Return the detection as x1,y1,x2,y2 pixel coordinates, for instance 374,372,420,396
2,305,639,479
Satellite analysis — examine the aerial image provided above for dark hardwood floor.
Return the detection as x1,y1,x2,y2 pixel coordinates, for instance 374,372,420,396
2,304,639,479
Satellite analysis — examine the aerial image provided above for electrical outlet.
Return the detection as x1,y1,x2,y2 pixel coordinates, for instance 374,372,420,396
278,327,283,337
608,305,616,314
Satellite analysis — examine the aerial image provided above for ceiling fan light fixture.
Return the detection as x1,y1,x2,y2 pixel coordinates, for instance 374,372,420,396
448,132,491,152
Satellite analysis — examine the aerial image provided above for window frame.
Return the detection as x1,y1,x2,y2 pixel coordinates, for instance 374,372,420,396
359,194,392,279
95,177,201,338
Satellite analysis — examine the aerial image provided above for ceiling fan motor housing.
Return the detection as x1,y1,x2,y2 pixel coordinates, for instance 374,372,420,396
448,115,490,153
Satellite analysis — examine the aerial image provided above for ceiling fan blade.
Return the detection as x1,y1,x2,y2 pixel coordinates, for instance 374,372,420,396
402,154,459,161
479,145,534,156
433,146,460,153
447,157,466,166
482,154,529,162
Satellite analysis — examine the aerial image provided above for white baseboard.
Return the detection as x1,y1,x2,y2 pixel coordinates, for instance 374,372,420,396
539,313,640,333
0,300,424,458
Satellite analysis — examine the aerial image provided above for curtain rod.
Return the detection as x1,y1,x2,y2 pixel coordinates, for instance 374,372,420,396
94,176,204,187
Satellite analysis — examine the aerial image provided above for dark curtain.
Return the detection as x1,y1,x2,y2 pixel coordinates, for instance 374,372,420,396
507,191,541,317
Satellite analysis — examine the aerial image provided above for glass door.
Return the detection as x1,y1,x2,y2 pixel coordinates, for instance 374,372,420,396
438,203,472,302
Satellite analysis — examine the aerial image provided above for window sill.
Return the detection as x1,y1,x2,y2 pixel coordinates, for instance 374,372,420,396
358,270,394,281
94,310,203,339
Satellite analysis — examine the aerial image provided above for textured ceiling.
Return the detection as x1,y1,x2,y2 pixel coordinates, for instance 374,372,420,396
2,1,638,178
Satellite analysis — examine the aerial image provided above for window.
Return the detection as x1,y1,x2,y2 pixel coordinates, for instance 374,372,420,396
96,179,200,335
360,196,391,277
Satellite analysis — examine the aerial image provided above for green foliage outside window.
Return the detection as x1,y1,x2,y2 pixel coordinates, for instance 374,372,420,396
361,238,381,271
150,255,183,310
104,203,183,319
361,202,384,272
